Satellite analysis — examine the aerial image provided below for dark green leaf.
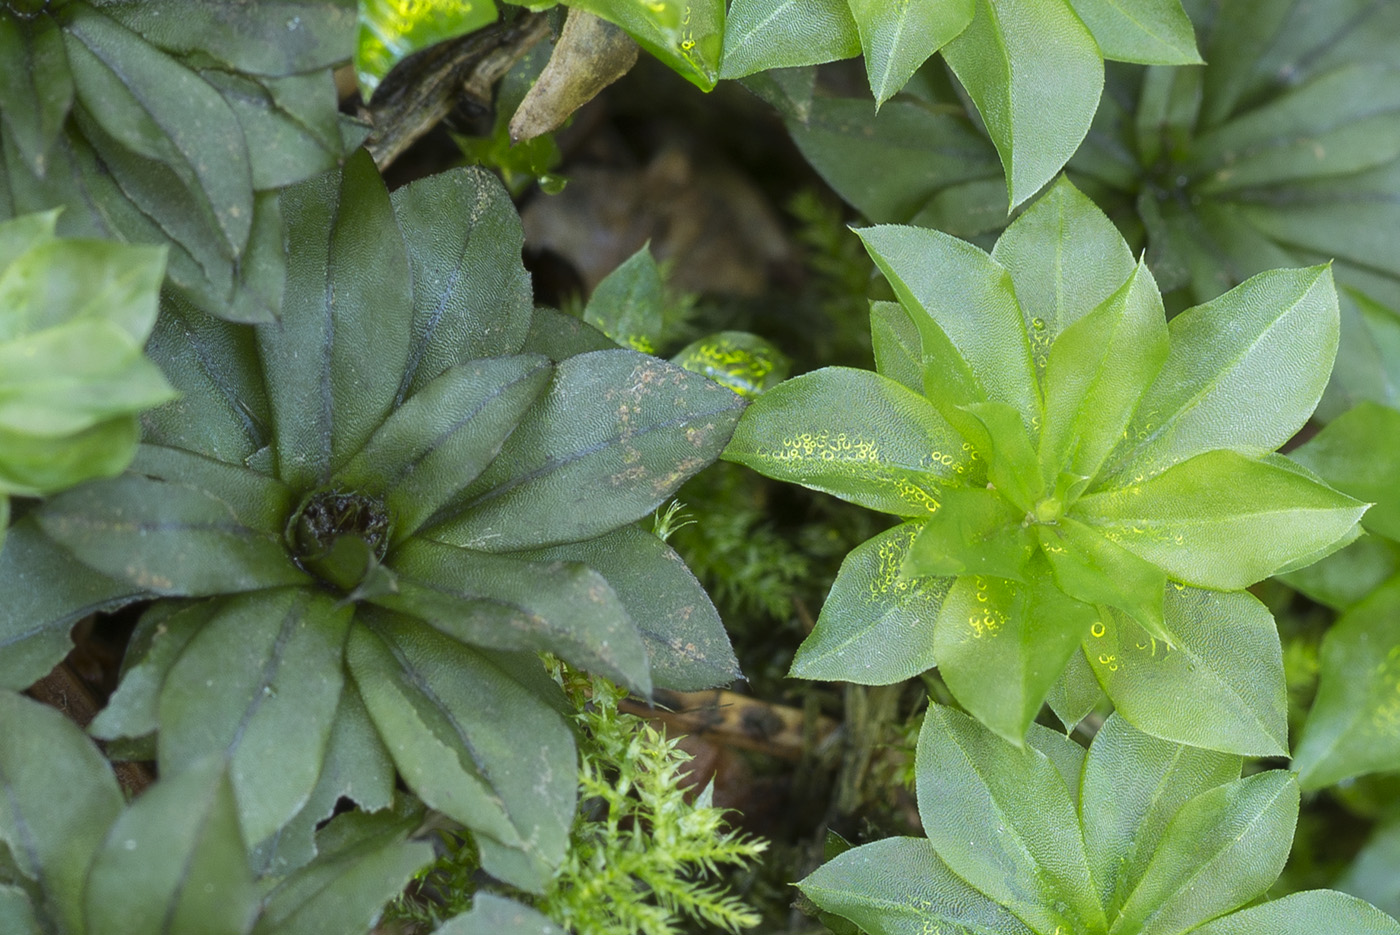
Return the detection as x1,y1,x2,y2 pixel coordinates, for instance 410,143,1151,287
1339,822,1400,922
1044,648,1104,730
38,475,307,596
1076,450,1366,590
786,97,1002,230
347,613,575,892
141,294,272,464
915,704,1105,934
64,7,252,258
799,836,1036,935
1088,587,1288,756
0,518,145,691
432,349,744,551
1291,401,1400,542
205,70,344,191
1280,536,1400,613
378,538,653,695
250,685,396,878
1112,771,1298,935
1190,890,1400,935
521,305,616,362
723,366,966,517
99,1,356,76
89,599,219,743
1292,577,1400,790
719,0,859,80
791,523,949,684
86,758,257,935
157,589,352,846
520,523,740,690
0,15,72,177
1080,712,1242,918
934,562,1099,744
0,884,40,935
0,691,124,935
262,148,412,490
391,166,535,392
941,0,1103,207
434,893,568,935
670,331,791,399
252,803,434,935
334,354,552,540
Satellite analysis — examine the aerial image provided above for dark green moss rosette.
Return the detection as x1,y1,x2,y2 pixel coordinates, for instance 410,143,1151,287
0,0,358,323
0,151,745,890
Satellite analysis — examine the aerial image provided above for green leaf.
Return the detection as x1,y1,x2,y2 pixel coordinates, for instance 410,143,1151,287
724,366,967,517
347,613,575,892
1076,450,1367,590
1104,266,1339,483
1292,577,1400,790
1080,712,1242,918
847,0,974,107
1039,259,1169,483
1291,401,1400,542
1067,0,1201,65
904,487,1033,580
583,242,666,351
799,836,1037,935
0,691,124,935
957,400,1042,512
1339,823,1400,924
1191,890,1400,935
356,0,500,97
0,417,141,498
335,354,552,540
1044,648,1104,730
0,232,164,342
377,538,653,695
1280,535,1400,613
915,704,1105,935
1087,587,1289,757
432,349,744,551
520,523,740,690
390,166,535,392
990,175,1137,367
252,804,434,935
0,884,40,935
86,758,257,935
569,0,724,90
1111,771,1299,935
934,563,1099,744
941,0,1104,207
856,224,1040,430
791,523,950,684
870,300,923,394
157,590,352,846
1038,518,1168,639
38,474,307,596
0,518,146,692
0,210,58,275
719,0,859,80
671,330,791,399
262,148,412,491
0,15,72,177
435,893,568,935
